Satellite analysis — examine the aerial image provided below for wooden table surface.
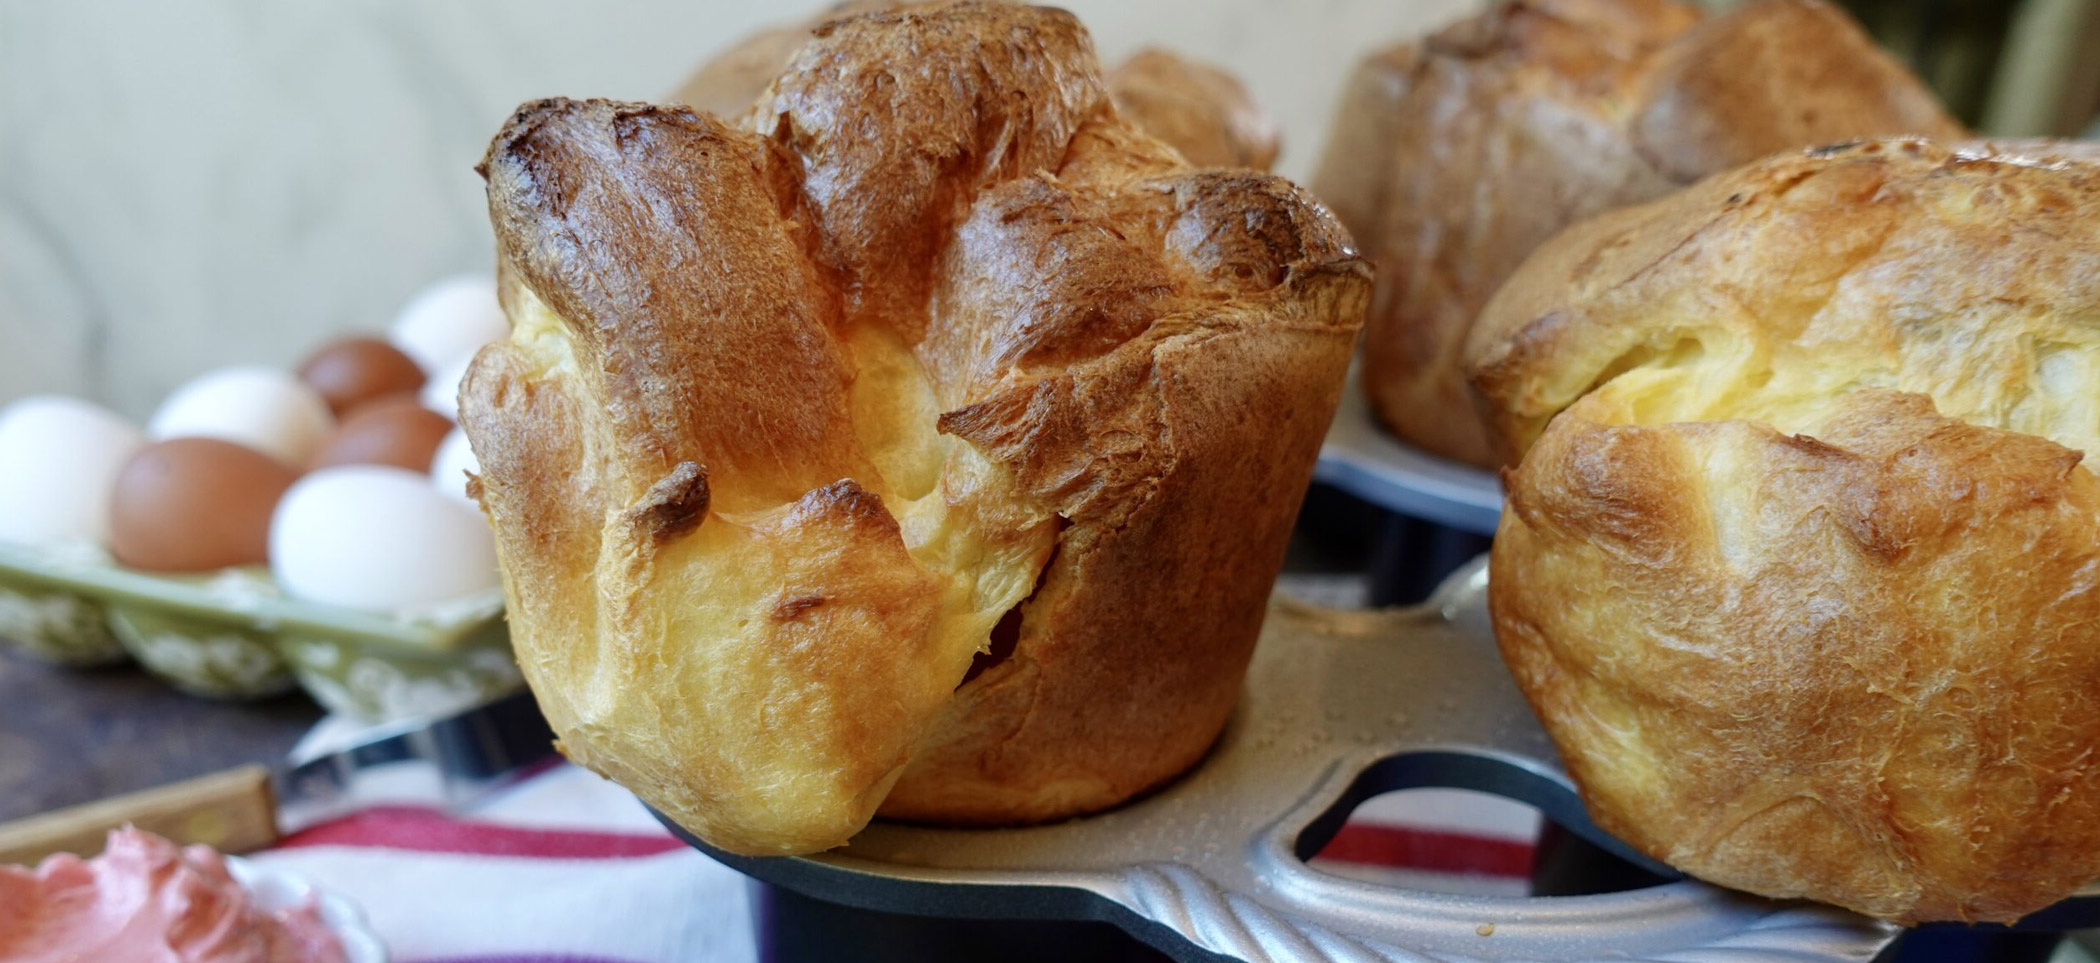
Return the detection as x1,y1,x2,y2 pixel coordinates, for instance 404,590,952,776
0,647,321,824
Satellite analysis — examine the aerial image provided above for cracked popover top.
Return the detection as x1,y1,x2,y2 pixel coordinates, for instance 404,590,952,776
459,2,1369,855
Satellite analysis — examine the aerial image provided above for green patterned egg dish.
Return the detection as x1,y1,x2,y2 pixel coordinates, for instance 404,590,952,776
0,574,125,666
0,542,517,718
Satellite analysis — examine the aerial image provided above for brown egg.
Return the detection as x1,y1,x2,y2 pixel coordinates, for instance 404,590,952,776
109,438,300,572
297,337,427,417
309,395,453,472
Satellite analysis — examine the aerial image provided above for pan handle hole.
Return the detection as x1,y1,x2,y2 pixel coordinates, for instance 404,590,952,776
1294,751,1681,896
1305,788,1540,896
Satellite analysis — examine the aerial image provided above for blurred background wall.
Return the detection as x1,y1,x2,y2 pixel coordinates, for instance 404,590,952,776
3,0,2094,417
0,0,1484,417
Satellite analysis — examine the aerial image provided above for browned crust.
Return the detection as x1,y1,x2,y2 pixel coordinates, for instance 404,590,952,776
1472,140,2100,922
667,2,901,120
669,4,1279,173
1467,138,2100,462
892,170,1364,818
1496,393,2100,924
478,97,869,511
1628,0,1964,182
1105,48,1280,171
1311,0,1962,467
463,2,1368,853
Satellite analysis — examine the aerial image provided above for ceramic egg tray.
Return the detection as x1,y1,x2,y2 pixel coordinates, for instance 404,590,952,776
667,558,2100,963
0,542,518,721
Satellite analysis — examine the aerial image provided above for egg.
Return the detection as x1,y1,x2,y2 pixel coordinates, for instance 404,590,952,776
269,465,499,611
387,276,508,376
108,438,300,572
148,367,335,467
309,395,453,472
429,426,481,503
0,396,146,546
418,352,475,422
297,337,427,417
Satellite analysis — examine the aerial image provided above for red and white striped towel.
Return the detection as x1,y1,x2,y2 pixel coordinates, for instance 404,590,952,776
250,763,1538,962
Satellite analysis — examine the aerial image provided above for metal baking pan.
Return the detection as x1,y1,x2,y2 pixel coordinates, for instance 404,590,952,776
1314,369,1503,536
659,558,2100,962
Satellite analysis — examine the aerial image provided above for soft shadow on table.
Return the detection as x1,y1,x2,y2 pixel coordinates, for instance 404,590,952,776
0,647,320,823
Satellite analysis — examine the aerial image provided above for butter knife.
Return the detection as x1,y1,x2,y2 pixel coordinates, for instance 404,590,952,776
0,689,554,865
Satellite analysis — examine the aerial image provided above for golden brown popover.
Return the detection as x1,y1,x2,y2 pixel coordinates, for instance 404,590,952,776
1472,139,2100,923
1103,47,1280,170
673,3,1279,170
461,2,1368,856
1313,0,1962,467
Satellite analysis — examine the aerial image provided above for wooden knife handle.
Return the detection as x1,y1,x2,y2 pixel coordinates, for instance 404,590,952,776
0,764,279,867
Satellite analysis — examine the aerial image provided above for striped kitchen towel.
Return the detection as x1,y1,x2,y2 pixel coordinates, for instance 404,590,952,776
250,762,1537,963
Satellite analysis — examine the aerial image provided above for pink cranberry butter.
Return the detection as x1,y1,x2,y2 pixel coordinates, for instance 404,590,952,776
0,828,347,962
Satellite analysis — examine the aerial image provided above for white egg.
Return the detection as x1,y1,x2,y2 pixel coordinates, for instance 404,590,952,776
269,465,499,611
388,275,508,376
418,353,475,422
0,396,146,546
429,426,481,503
149,367,334,467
